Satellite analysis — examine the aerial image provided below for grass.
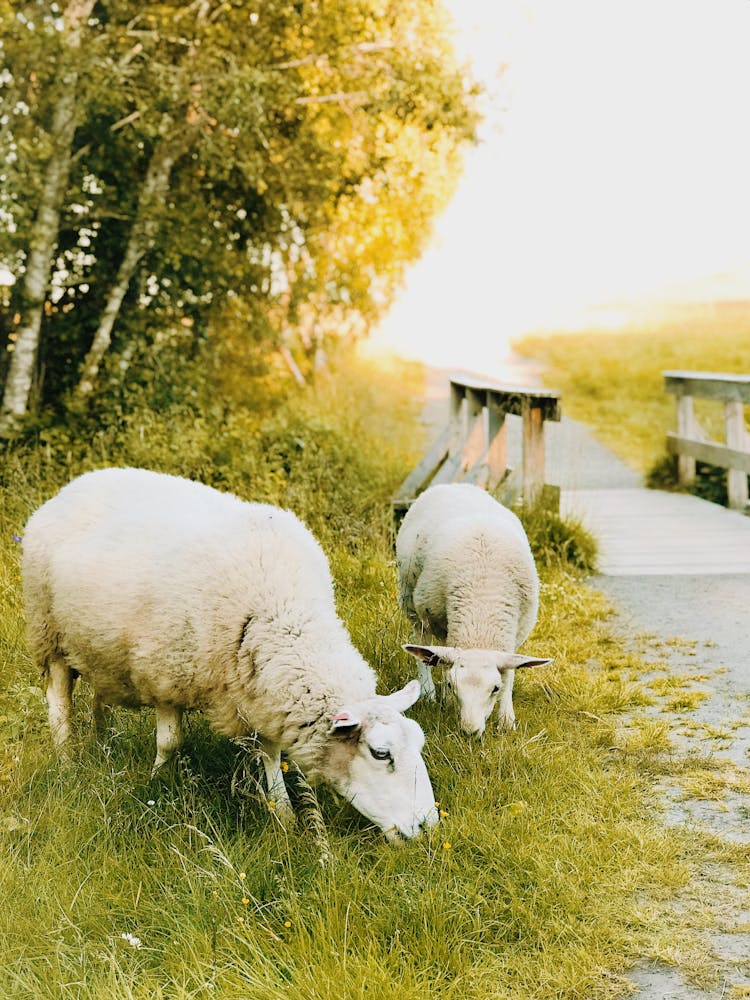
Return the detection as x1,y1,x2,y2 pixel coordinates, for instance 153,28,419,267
514,302,750,476
0,351,745,997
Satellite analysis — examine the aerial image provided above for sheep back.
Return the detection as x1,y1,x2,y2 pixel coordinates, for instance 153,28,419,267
396,483,539,650
22,468,376,754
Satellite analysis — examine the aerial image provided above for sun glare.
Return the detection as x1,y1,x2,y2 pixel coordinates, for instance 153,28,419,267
366,0,750,373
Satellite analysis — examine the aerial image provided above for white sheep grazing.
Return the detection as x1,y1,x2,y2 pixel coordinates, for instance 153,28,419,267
396,482,551,736
23,468,438,841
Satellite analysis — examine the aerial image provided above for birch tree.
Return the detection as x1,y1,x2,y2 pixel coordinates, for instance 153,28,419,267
0,0,95,435
2,0,477,419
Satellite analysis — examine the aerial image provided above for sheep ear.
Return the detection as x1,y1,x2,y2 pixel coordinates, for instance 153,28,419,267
403,644,455,668
328,710,362,735
379,678,421,713
496,653,553,673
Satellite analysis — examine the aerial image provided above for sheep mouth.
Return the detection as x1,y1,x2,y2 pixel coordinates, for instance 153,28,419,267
383,826,411,844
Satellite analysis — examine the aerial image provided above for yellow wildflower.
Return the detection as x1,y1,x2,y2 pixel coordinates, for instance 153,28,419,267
443,842,451,850
280,761,289,772
242,898,249,906
268,800,276,809
239,872,246,880
284,920,292,929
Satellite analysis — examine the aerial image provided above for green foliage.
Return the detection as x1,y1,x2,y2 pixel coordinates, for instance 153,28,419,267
0,356,728,997
517,498,598,573
1,0,478,413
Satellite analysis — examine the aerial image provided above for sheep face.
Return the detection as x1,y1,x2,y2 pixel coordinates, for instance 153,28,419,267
405,645,551,736
325,679,438,841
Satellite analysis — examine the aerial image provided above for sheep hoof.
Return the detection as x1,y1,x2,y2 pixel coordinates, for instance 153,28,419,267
498,714,517,732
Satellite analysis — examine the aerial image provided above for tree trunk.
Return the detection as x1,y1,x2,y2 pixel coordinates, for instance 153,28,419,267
74,136,181,399
0,0,95,436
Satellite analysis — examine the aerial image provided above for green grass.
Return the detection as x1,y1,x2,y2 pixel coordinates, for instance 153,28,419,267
0,353,741,998
514,303,750,475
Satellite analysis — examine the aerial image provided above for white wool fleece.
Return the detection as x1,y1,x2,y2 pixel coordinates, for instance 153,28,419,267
397,482,539,651
397,483,550,735
22,467,377,780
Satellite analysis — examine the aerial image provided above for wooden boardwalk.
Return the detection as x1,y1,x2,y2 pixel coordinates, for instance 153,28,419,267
419,367,750,577
561,487,750,575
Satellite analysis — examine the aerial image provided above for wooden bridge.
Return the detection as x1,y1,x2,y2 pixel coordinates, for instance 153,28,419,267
399,370,750,576
392,376,561,518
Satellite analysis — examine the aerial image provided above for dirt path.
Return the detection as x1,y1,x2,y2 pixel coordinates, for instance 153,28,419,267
419,364,750,998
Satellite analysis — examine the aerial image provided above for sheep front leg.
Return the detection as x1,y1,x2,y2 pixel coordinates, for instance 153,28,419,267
152,705,184,775
259,739,295,826
416,658,437,702
45,655,75,757
497,668,517,730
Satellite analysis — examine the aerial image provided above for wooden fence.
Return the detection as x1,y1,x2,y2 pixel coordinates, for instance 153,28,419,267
392,377,561,518
664,370,750,511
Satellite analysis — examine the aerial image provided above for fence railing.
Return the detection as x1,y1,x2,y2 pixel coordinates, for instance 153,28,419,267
664,370,750,511
392,377,561,517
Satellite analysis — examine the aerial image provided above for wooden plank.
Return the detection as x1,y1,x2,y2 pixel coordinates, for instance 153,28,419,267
666,434,750,474
486,403,508,489
392,426,450,509
496,467,522,507
449,388,468,457
664,371,750,404
430,452,463,486
461,410,487,471
449,379,561,422
675,395,696,485
463,448,491,489
725,400,750,509
522,401,545,504
561,487,750,575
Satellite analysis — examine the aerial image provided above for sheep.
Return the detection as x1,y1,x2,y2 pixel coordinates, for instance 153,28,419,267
396,482,551,736
22,467,438,842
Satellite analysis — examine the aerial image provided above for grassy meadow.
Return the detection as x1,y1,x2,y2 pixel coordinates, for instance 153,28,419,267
515,302,750,477
0,353,732,998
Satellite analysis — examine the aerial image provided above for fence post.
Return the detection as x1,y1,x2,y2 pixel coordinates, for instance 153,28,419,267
725,400,749,510
522,399,545,504
676,394,696,486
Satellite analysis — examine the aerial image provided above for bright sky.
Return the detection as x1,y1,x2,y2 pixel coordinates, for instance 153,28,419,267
367,0,750,372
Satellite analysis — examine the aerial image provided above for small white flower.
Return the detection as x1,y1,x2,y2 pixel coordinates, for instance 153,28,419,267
147,800,155,806
120,932,142,949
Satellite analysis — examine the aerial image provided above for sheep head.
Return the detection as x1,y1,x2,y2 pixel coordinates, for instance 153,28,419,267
405,644,551,737
323,679,438,842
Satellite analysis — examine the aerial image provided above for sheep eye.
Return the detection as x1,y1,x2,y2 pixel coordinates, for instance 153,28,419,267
369,746,391,761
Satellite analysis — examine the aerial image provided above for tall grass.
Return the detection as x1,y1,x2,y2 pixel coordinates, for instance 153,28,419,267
515,304,750,475
0,353,717,998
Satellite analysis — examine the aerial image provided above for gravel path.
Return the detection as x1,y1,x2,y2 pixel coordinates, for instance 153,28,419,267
419,364,750,998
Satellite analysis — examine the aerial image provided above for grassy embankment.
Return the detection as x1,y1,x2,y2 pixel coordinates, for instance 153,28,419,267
515,305,750,487
0,353,730,999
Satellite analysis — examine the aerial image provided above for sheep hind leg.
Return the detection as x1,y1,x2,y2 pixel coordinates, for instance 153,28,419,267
92,693,112,741
497,668,517,731
45,655,75,758
151,705,184,776
258,739,295,827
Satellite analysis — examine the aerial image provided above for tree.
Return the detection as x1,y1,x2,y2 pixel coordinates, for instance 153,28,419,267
0,0,96,434
1,0,478,427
